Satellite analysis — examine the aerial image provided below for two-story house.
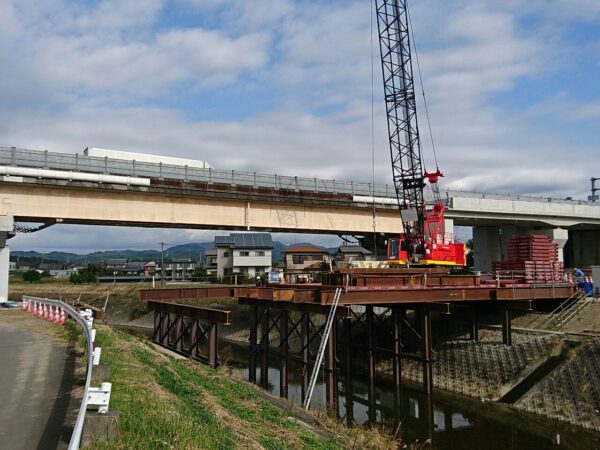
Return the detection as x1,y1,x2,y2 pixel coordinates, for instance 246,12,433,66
282,245,332,275
214,233,272,279
334,244,374,267
203,248,218,276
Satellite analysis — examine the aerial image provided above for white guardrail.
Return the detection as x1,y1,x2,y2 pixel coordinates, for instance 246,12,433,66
21,296,112,450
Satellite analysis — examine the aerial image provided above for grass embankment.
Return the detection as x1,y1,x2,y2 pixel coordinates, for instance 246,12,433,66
88,325,398,450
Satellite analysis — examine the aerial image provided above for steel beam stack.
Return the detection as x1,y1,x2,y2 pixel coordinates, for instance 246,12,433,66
493,235,564,284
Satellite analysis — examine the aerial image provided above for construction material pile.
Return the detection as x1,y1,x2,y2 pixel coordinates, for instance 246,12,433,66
492,235,564,284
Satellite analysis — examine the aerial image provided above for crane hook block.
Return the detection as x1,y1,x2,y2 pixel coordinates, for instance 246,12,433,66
424,169,444,184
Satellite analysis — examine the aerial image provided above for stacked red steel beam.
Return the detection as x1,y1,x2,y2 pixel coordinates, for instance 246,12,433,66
492,235,564,284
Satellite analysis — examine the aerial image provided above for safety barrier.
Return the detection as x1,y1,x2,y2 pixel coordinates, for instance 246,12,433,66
3,146,598,205
22,296,112,449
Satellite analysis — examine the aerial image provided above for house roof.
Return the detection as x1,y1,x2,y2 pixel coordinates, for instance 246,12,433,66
336,245,373,255
283,245,330,254
105,259,128,266
214,233,273,249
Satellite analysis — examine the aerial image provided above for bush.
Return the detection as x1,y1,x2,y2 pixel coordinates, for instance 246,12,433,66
69,269,97,284
22,269,41,283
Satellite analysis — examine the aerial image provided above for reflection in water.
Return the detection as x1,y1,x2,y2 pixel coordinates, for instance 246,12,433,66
225,341,600,450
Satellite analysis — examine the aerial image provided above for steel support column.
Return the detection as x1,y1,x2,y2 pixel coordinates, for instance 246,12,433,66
366,305,376,422
502,307,512,346
153,310,160,342
208,323,218,368
301,310,309,401
160,312,169,346
260,307,270,387
344,317,353,425
280,310,289,399
190,320,198,358
392,306,403,404
325,316,337,412
249,306,258,383
422,308,433,398
470,307,479,342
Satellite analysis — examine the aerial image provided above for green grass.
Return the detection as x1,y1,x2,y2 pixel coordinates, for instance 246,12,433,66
86,326,349,449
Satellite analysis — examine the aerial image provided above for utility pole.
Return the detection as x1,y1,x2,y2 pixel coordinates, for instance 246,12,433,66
589,178,600,202
159,242,167,285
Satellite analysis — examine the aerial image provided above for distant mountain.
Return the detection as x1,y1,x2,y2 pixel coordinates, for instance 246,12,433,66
10,240,336,266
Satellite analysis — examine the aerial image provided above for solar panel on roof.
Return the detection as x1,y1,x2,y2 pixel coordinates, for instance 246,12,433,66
227,233,272,248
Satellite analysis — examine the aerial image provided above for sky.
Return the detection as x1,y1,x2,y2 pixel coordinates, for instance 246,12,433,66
3,0,600,253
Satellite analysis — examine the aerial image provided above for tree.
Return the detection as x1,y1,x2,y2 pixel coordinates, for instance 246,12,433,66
22,270,41,283
69,266,97,284
191,266,207,280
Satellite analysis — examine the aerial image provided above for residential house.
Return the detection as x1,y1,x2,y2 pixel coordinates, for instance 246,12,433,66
214,233,272,279
159,259,197,281
9,261,16,272
203,248,218,276
104,259,128,270
282,245,332,275
335,244,374,267
49,268,78,279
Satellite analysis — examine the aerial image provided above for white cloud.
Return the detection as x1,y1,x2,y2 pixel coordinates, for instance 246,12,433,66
3,0,600,252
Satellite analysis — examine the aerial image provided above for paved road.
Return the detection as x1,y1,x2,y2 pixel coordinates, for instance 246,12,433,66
0,310,77,450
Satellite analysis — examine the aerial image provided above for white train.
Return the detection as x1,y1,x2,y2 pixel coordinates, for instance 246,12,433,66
83,147,212,169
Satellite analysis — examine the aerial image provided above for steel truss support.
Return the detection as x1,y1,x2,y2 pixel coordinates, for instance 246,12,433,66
152,309,220,368
502,307,513,346
242,301,437,420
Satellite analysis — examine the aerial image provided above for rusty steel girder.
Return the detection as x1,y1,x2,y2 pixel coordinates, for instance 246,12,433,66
148,300,231,324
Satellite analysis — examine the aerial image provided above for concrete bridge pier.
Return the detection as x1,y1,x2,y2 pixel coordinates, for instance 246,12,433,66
473,225,568,272
0,214,13,303
564,230,600,267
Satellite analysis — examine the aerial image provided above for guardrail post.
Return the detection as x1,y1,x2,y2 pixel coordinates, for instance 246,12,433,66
253,172,257,188
159,162,163,179
274,174,278,189
132,160,136,176
231,170,235,187
11,147,16,165
44,150,49,169
184,165,188,182
103,156,108,174
93,347,102,365
333,179,336,194
208,167,212,184
314,178,317,193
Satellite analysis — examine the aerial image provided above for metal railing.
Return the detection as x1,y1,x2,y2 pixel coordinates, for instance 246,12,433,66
0,146,393,198
3,146,597,206
22,296,110,450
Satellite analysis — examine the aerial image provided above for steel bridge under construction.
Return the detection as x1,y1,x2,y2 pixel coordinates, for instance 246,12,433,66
140,268,576,423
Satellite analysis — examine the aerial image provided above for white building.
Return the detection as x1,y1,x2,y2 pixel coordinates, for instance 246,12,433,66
203,248,218,276
214,233,272,279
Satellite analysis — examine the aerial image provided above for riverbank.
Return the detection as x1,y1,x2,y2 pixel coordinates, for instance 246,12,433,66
87,324,403,449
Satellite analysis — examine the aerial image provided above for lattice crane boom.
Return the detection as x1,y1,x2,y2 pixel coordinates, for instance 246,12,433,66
375,0,425,244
